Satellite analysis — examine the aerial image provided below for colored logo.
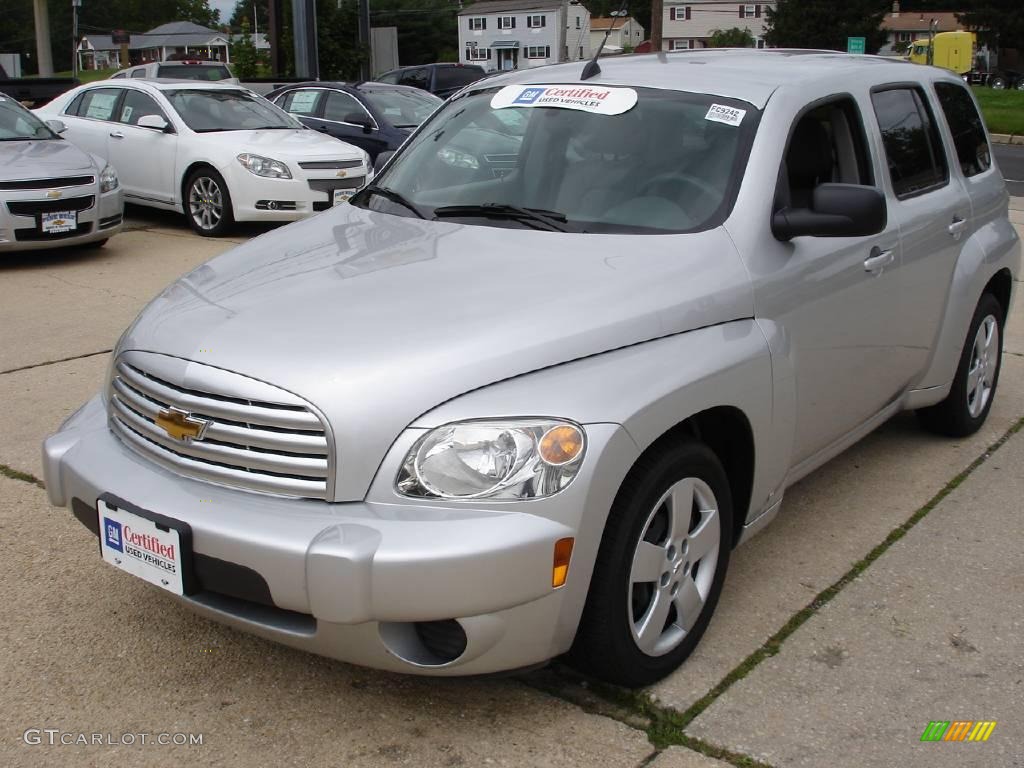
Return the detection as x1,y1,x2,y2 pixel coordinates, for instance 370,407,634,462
920,721,997,742
513,87,547,105
103,517,123,553
154,406,209,442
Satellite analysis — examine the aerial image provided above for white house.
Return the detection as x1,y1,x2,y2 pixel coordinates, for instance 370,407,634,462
589,16,645,54
457,0,592,71
662,2,774,51
77,22,269,71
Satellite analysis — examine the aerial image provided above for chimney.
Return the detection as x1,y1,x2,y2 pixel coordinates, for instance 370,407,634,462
892,1,900,17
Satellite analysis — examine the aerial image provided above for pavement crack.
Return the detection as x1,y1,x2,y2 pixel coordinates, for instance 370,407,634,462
1,348,111,376
0,463,45,489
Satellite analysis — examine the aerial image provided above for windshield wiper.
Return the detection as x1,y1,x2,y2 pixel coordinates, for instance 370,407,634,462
432,204,568,232
357,185,426,219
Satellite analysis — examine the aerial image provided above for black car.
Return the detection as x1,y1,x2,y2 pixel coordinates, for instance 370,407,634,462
266,81,442,161
375,63,487,99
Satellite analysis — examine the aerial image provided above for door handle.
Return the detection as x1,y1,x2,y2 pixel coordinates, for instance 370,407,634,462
948,217,967,240
864,247,894,274
109,131,124,139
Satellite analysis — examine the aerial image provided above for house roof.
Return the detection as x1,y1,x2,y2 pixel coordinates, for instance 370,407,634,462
591,16,637,31
458,0,564,16
881,12,965,33
81,22,269,52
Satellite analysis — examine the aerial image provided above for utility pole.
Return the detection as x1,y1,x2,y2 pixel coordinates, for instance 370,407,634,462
292,0,319,79
33,0,54,76
268,0,282,75
72,0,81,78
651,0,663,53
358,0,371,81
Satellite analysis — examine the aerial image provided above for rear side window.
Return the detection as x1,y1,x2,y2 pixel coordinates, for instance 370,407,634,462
73,88,123,121
398,68,429,89
131,69,148,79
871,87,948,199
934,82,991,177
435,66,484,91
279,89,324,116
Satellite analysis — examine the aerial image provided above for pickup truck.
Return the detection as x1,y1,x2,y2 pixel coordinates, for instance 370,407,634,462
0,63,78,107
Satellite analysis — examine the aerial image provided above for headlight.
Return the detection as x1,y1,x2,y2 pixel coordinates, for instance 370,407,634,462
99,165,118,193
437,147,479,170
236,153,292,179
396,419,586,500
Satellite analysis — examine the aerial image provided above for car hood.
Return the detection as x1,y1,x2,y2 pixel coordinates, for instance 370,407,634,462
0,139,96,179
194,128,363,160
121,205,753,500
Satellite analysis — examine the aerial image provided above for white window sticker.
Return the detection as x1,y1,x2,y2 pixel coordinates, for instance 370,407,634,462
120,105,133,122
491,85,638,115
705,103,746,126
288,90,320,114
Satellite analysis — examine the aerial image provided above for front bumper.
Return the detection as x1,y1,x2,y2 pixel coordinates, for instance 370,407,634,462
0,184,123,252
43,395,621,675
225,162,371,223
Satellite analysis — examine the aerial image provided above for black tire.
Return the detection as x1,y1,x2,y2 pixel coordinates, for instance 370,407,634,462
568,440,733,687
183,167,234,237
917,292,1004,437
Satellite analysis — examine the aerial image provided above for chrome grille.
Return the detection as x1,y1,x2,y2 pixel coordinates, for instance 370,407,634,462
108,356,330,499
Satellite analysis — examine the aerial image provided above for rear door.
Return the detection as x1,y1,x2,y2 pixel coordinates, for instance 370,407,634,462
60,86,124,160
868,84,970,381
108,88,178,204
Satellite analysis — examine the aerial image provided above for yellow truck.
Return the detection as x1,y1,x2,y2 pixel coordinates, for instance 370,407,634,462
908,30,1023,90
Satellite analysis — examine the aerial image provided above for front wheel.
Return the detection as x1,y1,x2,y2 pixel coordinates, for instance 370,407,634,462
990,76,1007,90
184,168,234,237
917,292,1003,437
568,440,733,687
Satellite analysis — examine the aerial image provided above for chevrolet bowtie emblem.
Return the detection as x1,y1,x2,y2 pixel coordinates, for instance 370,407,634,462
335,169,347,178
155,407,209,442
46,189,63,199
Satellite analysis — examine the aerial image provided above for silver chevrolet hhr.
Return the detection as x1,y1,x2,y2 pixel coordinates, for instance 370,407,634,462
43,51,1020,687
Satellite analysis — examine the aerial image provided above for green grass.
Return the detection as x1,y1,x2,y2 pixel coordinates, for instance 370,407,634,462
49,68,119,83
973,86,1024,135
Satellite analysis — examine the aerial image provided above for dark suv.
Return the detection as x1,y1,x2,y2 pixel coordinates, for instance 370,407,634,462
375,63,487,99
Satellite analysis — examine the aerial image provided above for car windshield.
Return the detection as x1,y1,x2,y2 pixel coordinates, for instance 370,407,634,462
360,87,441,128
166,89,302,132
0,97,57,141
354,85,758,234
158,64,232,81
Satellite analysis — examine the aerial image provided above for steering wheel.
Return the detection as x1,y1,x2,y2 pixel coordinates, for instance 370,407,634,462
638,171,720,207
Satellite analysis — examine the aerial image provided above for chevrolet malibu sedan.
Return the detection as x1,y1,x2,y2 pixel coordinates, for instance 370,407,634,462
1,95,122,251
43,52,1020,686
35,81,371,236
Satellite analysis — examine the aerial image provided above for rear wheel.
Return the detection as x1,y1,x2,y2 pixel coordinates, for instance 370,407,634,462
990,76,1007,90
569,440,732,687
184,168,234,237
917,292,1003,437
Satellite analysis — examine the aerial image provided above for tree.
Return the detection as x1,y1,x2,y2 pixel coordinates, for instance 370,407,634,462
229,0,269,32
708,27,755,48
229,18,261,78
764,0,891,53
958,0,1024,51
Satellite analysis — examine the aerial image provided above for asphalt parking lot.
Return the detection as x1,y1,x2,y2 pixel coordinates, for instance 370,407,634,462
1,202,1023,768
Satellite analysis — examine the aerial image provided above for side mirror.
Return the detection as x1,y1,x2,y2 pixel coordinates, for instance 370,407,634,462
373,150,395,175
344,112,374,134
45,119,67,134
137,114,171,132
772,183,887,241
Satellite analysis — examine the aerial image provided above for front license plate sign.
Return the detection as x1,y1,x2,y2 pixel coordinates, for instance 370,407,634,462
42,211,76,233
97,500,185,595
333,189,353,206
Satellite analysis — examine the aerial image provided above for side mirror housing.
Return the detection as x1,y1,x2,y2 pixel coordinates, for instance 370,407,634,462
772,183,887,241
344,112,374,133
373,150,395,175
45,119,67,134
137,114,171,132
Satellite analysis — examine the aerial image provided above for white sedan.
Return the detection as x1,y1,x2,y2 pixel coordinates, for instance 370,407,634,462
36,81,371,236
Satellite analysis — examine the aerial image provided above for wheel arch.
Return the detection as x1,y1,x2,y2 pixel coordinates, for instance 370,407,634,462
984,267,1013,322
179,160,222,211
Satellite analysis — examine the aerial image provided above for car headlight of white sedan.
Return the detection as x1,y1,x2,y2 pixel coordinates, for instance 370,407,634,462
236,153,292,179
396,419,586,500
99,165,119,193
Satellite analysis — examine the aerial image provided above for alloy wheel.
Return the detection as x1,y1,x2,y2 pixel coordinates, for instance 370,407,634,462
966,314,999,419
628,476,721,657
189,176,223,231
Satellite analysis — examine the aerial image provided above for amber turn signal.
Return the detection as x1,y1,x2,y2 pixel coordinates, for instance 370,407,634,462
552,537,574,588
538,425,584,465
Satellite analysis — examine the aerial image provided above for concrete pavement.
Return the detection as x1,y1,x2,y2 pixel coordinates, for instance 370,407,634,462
1,204,1023,767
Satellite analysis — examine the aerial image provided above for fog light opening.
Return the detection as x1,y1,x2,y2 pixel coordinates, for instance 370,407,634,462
379,619,468,667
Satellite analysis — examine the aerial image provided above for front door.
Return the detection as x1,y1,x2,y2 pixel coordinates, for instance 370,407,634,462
498,49,518,70
107,89,178,204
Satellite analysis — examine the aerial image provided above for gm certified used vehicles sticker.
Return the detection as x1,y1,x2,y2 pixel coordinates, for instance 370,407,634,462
491,84,639,115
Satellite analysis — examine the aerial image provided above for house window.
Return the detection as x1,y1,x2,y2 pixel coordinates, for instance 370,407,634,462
896,31,911,42
468,17,486,31
741,4,758,18
527,15,545,28
755,38,766,49
670,6,692,21
497,16,515,29
670,39,692,50
525,46,551,59
576,16,581,29
466,46,491,61
579,46,584,58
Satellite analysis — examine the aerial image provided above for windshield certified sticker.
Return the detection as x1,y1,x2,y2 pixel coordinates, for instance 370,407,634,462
705,104,746,126
491,85,638,115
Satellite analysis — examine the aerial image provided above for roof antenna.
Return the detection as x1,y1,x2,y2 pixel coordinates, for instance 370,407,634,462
581,0,629,80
